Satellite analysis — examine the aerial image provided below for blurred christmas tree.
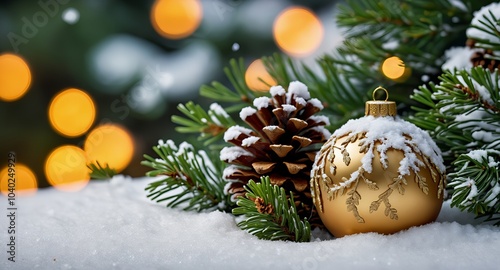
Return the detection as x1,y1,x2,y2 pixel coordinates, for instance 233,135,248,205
2,0,334,189
140,0,499,241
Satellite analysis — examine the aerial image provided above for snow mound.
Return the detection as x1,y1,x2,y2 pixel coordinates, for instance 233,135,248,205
1,175,499,269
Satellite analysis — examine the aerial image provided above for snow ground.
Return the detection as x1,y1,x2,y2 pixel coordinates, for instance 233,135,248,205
1,175,499,270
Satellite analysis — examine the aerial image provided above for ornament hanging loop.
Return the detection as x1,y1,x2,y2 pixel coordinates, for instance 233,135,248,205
372,86,389,101
365,86,396,117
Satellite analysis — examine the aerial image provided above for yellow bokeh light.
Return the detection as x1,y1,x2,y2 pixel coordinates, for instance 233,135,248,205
84,124,134,173
273,7,324,57
45,145,89,192
0,163,37,196
48,88,96,137
245,59,277,92
151,0,203,39
381,56,408,80
0,53,32,101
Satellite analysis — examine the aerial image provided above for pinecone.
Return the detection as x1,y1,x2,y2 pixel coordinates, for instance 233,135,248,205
220,81,331,227
467,38,500,72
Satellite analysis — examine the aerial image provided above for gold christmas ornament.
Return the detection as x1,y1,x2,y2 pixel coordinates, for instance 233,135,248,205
311,87,446,237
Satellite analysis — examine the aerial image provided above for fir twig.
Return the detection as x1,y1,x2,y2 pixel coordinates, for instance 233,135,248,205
411,67,500,161
232,176,311,242
449,150,500,225
468,9,500,50
411,66,500,224
171,102,236,146
87,161,117,180
330,0,481,103
337,0,472,56
262,53,368,127
200,58,267,112
141,140,232,212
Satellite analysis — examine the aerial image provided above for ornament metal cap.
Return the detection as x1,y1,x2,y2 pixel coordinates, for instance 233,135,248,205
365,86,397,117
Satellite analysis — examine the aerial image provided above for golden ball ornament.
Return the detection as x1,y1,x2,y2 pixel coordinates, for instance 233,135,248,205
311,87,446,237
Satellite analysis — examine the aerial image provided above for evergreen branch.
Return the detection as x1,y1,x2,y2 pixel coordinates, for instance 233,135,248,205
319,53,372,113
232,176,311,242
141,140,232,212
171,102,235,146
327,0,494,107
262,53,368,127
411,66,500,223
87,161,117,180
189,51,370,131
411,67,500,161
337,0,472,45
198,0,480,133
200,81,241,103
449,150,500,225
468,9,500,50
261,53,293,85
200,58,266,107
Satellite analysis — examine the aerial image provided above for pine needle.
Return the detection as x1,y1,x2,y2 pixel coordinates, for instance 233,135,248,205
411,67,500,225
232,176,311,242
141,140,232,212
87,161,117,180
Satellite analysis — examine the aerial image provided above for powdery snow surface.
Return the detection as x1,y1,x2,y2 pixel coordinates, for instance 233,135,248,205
441,46,475,71
2,176,500,270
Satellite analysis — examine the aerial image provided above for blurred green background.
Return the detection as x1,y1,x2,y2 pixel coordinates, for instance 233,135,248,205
0,0,342,190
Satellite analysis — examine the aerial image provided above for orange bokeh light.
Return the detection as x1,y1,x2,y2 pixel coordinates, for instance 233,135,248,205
84,124,134,173
0,163,38,196
273,7,324,57
0,53,32,101
45,145,89,192
245,59,277,92
48,88,96,137
151,0,203,39
381,56,410,81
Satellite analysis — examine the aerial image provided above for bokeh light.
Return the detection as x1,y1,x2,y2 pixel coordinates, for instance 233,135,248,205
62,8,80,25
84,124,134,173
0,53,32,101
45,145,89,192
381,56,409,81
151,0,203,39
48,88,96,137
245,59,277,92
273,7,324,57
0,163,37,196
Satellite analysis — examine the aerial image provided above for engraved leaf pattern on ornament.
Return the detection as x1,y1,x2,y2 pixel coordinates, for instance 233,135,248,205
346,180,365,223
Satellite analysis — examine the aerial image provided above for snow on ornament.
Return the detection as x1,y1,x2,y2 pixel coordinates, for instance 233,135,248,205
311,87,446,237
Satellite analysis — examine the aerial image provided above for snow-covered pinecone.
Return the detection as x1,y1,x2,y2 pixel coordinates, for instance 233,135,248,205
220,81,330,227
467,38,499,72
470,49,499,72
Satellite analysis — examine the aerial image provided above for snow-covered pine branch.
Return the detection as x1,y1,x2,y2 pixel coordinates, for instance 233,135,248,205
232,176,311,242
411,2,500,224
142,140,231,212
